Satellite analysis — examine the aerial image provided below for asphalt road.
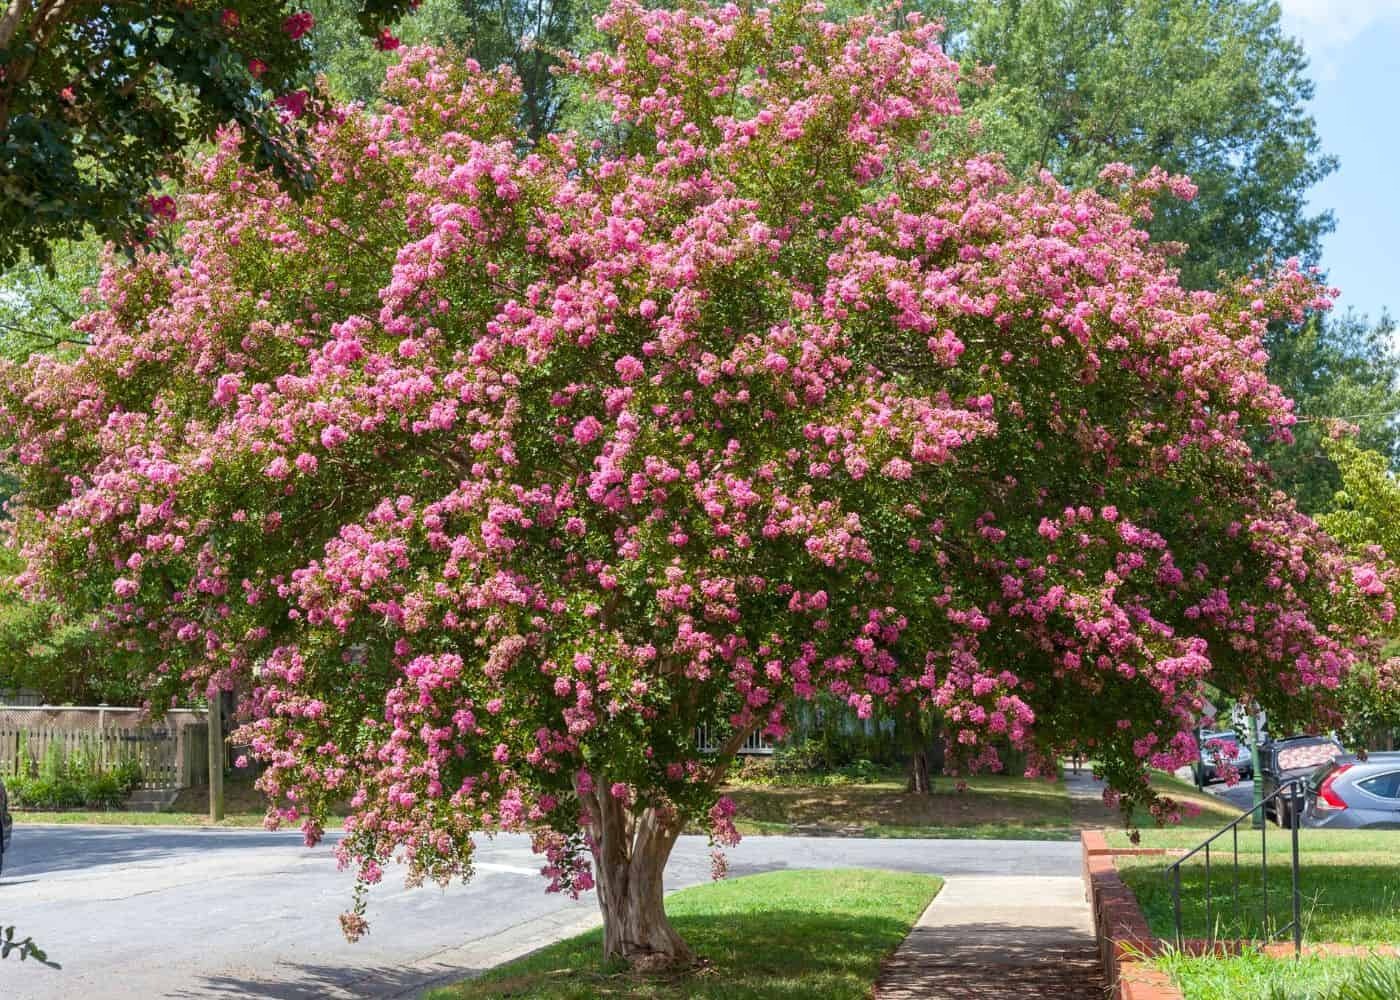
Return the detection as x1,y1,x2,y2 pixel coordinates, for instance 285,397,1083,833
1,825,1081,999
1204,778,1257,812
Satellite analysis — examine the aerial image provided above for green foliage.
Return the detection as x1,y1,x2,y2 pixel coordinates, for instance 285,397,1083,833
1157,950,1400,1000
0,548,139,705
1319,434,1400,559
0,0,418,268
0,924,53,965
1313,435,1400,748
7,738,144,810
935,0,1333,291
310,0,597,135
0,238,100,361
763,741,883,786
1264,313,1400,514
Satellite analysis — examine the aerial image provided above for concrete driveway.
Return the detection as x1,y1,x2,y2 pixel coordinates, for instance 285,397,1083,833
2,825,1081,999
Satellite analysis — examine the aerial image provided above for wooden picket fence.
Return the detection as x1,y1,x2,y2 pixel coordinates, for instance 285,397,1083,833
0,707,209,789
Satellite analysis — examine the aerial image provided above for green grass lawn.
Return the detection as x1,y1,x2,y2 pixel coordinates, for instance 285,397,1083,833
723,771,1074,839
1156,949,1400,1000
1071,770,1242,833
1153,941,1400,997
15,769,1074,839
426,869,941,1000
1115,830,1400,944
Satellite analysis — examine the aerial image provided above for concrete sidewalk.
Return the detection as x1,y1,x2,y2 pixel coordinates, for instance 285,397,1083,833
876,875,1107,999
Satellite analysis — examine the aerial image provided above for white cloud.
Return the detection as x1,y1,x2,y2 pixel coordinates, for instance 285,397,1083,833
1279,0,1400,54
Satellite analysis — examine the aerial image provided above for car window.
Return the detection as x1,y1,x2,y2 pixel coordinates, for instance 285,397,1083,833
1357,771,1400,799
1277,743,1341,771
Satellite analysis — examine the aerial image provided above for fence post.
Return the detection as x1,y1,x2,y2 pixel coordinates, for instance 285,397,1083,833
208,698,224,822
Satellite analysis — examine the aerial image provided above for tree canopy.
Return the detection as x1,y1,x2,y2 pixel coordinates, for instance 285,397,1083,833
0,0,1394,963
936,0,1335,290
0,0,416,268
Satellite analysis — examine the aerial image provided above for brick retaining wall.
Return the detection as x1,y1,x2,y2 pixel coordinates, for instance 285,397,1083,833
1081,831,1185,1000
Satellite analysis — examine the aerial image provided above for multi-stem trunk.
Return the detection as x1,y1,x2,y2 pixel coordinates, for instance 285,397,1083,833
580,779,694,968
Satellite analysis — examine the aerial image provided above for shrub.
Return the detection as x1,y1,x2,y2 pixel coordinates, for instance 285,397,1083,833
6,739,144,810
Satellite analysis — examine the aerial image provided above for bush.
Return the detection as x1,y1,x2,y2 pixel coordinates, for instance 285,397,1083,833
6,738,144,809
838,759,881,784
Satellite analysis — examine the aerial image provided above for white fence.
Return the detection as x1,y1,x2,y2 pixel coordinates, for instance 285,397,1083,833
0,706,210,789
696,723,773,756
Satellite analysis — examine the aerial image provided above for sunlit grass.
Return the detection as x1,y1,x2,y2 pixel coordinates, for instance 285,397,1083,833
427,869,942,1000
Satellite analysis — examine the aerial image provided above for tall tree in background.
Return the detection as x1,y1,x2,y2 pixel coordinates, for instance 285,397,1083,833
308,0,590,135
932,0,1397,507
1317,435,1400,749
935,0,1333,289
0,238,98,359
1265,312,1400,511
0,0,418,267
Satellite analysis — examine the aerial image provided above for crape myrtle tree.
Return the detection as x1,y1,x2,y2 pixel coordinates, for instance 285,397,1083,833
1,0,1394,966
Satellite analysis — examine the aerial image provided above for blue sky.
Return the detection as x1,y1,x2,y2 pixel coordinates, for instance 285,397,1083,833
1280,0,1400,321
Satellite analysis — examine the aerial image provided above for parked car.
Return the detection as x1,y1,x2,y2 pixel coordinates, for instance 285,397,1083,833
1261,735,1344,828
1303,753,1400,829
1193,729,1253,786
0,774,11,873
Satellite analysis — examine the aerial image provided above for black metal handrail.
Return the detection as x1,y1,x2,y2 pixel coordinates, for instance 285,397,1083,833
1165,778,1305,955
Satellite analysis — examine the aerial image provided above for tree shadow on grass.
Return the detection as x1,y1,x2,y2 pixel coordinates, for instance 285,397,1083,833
435,909,914,1000
158,911,909,999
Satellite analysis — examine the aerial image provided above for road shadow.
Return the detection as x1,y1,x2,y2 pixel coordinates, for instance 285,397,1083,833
167,961,481,999
5,826,327,877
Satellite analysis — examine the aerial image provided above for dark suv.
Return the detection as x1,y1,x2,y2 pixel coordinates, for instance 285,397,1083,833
1261,734,1344,828
0,774,11,873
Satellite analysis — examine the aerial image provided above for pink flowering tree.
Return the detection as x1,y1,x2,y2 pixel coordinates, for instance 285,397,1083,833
1,0,1394,965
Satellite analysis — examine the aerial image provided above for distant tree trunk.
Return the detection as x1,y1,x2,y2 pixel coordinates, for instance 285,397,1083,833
906,708,931,795
582,779,695,968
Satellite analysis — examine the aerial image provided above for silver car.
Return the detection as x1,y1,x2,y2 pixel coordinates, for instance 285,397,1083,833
1303,753,1400,829
1193,729,1254,786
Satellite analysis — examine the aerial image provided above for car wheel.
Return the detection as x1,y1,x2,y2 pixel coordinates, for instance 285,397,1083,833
1277,802,1295,829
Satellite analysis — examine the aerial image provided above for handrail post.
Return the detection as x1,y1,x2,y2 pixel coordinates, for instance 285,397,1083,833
1261,801,1269,936
1291,781,1302,958
1172,865,1183,949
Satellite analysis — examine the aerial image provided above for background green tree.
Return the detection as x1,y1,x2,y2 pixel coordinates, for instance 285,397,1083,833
0,239,100,359
1317,435,1400,749
932,0,1397,510
935,0,1332,289
309,0,592,135
1264,312,1400,512
0,0,418,268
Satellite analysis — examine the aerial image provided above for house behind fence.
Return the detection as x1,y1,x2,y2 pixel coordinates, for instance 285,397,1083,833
0,706,211,790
